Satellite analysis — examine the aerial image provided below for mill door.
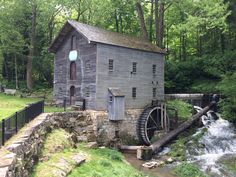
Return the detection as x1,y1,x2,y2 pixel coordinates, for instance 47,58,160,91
70,86,75,105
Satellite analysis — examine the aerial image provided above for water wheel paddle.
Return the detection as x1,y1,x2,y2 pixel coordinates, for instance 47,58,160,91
137,107,163,145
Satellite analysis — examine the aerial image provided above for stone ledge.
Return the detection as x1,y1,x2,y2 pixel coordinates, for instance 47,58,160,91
0,109,141,177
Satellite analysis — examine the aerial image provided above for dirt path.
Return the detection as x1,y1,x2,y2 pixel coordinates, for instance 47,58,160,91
124,153,177,177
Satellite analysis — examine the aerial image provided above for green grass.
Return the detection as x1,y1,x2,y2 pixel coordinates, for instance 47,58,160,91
68,145,147,177
0,94,40,120
166,100,193,121
222,156,236,174
40,129,73,157
174,162,206,177
31,129,148,177
31,129,76,177
0,93,64,121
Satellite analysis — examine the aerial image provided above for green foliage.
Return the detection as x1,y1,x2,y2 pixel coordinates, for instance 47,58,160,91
222,156,236,174
217,72,236,122
174,162,206,177
166,100,193,121
167,127,207,161
168,138,187,161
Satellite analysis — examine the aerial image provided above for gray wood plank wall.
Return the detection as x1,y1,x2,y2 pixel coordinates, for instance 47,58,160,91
54,29,97,109
54,29,164,111
96,43,164,110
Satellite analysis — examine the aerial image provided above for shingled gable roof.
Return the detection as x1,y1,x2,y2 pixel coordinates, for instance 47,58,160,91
49,20,166,54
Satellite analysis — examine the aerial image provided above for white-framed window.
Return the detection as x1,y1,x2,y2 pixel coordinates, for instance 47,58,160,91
132,62,137,74
153,64,156,76
132,87,137,98
109,59,114,72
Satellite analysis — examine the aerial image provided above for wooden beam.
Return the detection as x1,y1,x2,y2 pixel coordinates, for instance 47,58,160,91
150,101,216,152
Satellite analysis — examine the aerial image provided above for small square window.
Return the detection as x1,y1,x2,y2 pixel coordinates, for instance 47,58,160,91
109,59,114,72
109,96,113,102
71,35,77,50
85,62,91,71
132,87,137,98
132,62,137,74
153,88,156,98
85,87,90,97
153,65,156,76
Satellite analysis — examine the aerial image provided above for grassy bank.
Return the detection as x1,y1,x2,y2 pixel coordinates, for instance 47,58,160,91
0,93,63,121
31,129,149,177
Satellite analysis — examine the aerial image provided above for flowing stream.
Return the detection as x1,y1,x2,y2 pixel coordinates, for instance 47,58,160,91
186,106,236,177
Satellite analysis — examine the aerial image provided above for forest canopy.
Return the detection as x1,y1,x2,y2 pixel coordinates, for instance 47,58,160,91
0,0,235,120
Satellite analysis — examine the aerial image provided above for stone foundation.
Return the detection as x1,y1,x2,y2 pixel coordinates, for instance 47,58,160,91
0,109,142,177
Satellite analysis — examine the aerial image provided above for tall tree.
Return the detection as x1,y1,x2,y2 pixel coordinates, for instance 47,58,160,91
136,1,149,40
27,2,37,90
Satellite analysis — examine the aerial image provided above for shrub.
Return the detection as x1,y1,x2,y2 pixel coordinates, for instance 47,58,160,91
175,162,206,177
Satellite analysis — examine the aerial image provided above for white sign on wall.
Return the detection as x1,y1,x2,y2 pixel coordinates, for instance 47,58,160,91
69,50,78,61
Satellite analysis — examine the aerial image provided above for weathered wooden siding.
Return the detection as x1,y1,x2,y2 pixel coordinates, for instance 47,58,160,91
53,29,97,109
96,44,164,110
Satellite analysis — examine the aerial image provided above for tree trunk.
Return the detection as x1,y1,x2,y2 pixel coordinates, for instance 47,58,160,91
150,102,216,152
220,33,225,53
119,13,123,33
27,3,37,90
155,0,159,45
3,58,9,81
14,54,18,89
157,1,164,47
136,1,148,40
197,28,203,56
179,32,182,61
149,0,154,41
76,0,81,21
115,9,119,32
182,31,187,61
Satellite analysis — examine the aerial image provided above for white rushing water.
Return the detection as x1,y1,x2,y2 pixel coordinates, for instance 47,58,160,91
187,107,236,177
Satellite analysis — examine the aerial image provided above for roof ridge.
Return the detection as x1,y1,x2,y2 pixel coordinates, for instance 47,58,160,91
49,20,166,54
68,20,151,42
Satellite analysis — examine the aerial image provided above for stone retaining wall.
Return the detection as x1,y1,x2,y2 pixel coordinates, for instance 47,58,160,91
0,109,141,177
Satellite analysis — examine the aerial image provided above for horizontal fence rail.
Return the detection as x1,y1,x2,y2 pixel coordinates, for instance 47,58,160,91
0,100,44,146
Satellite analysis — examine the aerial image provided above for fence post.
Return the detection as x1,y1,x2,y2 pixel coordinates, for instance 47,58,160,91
63,97,66,112
42,100,45,113
83,99,86,111
15,112,18,133
25,106,29,123
2,119,5,146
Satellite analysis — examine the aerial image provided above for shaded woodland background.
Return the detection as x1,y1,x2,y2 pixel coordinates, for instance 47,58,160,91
0,0,235,120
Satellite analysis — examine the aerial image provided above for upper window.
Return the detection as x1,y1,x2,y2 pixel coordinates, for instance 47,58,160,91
109,59,114,72
153,64,156,76
109,96,113,102
132,62,137,74
85,61,91,72
70,61,76,80
132,87,137,98
71,35,77,50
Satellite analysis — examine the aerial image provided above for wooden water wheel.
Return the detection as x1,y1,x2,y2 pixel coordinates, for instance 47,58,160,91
137,106,168,145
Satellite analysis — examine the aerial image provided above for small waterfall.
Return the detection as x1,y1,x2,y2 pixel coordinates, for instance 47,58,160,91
187,106,236,177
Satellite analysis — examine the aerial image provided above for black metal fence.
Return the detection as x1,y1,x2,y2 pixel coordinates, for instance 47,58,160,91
0,100,44,146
